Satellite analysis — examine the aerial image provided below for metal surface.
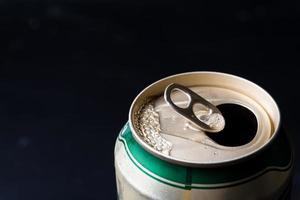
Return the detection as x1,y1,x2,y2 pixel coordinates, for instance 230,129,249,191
115,123,292,200
129,72,279,167
164,83,225,133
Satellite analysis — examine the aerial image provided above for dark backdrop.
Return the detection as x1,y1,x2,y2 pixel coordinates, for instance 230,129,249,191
0,1,299,199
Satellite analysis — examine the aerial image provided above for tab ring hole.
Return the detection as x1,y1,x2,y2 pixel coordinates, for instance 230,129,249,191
170,88,191,109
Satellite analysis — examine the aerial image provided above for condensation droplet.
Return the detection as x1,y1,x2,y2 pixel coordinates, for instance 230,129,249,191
137,102,173,155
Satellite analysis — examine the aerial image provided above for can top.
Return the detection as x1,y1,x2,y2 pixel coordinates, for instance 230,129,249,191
129,72,280,167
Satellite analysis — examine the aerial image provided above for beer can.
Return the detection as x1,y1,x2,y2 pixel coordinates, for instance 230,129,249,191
114,72,293,200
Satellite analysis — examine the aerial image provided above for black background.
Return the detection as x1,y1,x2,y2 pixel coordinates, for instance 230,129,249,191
0,1,299,199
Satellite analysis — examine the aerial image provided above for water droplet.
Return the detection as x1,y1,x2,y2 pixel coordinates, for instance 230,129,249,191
137,102,173,155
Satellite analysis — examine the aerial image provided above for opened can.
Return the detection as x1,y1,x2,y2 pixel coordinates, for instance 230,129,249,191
114,72,293,200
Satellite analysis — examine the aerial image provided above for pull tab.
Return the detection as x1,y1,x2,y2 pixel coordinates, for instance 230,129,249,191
164,83,225,133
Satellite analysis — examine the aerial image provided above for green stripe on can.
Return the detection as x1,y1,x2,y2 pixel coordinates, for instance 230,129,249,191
119,123,292,188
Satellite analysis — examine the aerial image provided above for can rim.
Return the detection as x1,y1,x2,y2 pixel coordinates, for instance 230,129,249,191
129,71,281,167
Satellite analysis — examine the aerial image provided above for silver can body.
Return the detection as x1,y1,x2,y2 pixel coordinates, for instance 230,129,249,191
114,72,293,200
115,123,292,200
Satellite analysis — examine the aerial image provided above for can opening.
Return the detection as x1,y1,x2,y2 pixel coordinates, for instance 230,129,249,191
208,103,258,147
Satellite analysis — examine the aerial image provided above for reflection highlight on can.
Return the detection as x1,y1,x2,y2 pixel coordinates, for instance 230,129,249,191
114,72,293,200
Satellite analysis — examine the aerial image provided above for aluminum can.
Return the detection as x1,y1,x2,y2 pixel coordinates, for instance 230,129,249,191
114,72,293,200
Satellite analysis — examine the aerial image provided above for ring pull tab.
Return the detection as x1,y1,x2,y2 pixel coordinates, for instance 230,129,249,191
164,83,225,133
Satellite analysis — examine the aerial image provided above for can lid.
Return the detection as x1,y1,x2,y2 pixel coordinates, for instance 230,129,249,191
129,72,280,167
